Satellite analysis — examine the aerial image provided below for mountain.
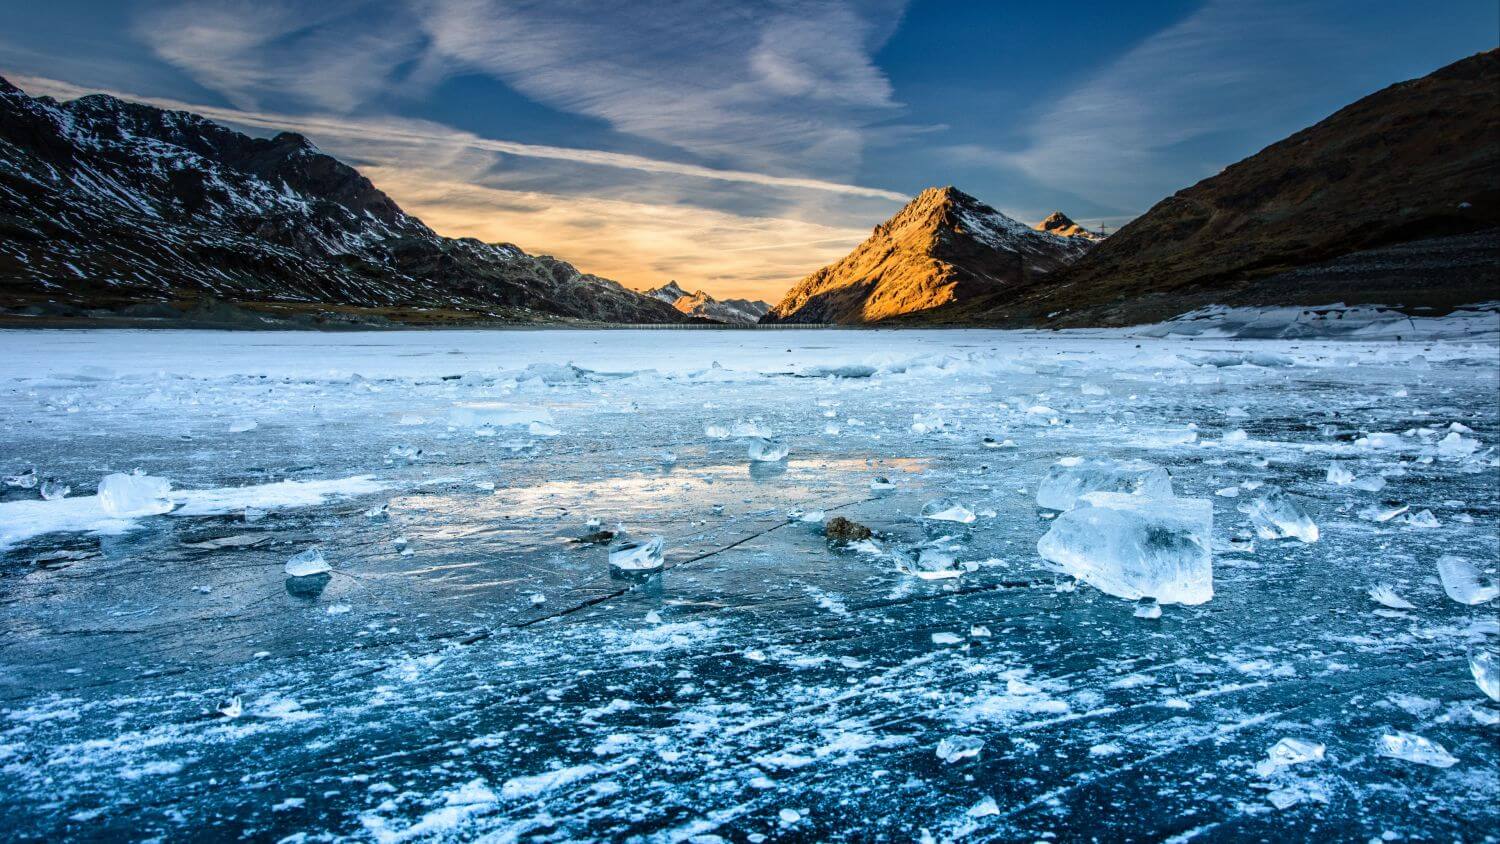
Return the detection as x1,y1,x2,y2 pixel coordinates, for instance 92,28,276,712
645,281,770,325
760,187,1093,324
942,49,1500,327
0,77,690,326
1035,211,1102,241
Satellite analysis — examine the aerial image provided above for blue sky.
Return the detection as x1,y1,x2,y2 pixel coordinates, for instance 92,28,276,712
3,1,1493,299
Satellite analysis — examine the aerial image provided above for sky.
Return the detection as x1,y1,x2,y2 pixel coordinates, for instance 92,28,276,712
2,1,1494,301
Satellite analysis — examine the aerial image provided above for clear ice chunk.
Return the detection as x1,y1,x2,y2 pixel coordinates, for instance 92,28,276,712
1367,584,1414,610
39,477,70,500
284,548,331,577
730,419,772,438
1037,492,1213,605
1325,463,1354,486
1134,599,1162,619
4,467,38,489
935,736,984,763
869,477,896,493
1470,649,1499,701
228,419,257,433
894,544,964,580
1238,485,1318,542
1254,737,1326,777
919,499,975,524
1436,432,1478,459
747,438,789,462
1376,732,1458,768
1436,555,1499,605
608,535,665,573
1035,458,1173,511
97,472,174,517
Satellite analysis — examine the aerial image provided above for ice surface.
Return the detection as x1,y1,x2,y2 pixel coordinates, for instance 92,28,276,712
284,548,331,577
1035,458,1172,511
1436,556,1499,605
1037,492,1213,605
0,327,1495,842
1238,485,1318,543
96,472,174,518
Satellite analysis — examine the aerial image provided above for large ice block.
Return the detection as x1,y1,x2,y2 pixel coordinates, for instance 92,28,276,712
1037,492,1213,605
96,472,174,517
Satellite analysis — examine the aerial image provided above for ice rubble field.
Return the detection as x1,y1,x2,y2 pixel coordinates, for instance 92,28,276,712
0,327,1496,842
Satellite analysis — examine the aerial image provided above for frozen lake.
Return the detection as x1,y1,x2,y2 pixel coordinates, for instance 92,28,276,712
0,327,1496,841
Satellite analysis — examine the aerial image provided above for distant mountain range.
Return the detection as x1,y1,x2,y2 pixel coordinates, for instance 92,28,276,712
1,48,1495,329
904,48,1499,326
645,281,770,325
760,187,1095,324
0,76,690,326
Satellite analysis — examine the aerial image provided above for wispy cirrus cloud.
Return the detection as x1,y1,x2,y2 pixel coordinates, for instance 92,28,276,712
405,0,911,177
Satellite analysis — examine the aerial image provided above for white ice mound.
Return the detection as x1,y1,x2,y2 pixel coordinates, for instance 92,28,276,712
608,535,665,573
96,472,174,517
1037,492,1213,605
284,548,331,577
1035,458,1173,511
1436,555,1498,605
1238,485,1318,543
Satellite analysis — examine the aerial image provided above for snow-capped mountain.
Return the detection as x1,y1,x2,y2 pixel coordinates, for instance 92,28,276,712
760,186,1094,324
1035,211,1103,241
645,281,770,324
0,77,689,324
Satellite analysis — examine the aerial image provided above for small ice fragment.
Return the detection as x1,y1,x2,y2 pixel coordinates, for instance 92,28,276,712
1037,492,1213,605
1325,463,1355,486
1215,486,1240,498
970,625,991,638
4,467,38,489
645,610,662,624
1254,737,1326,777
967,797,999,818
920,499,975,524
1376,732,1457,768
97,472,174,517
1470,650,1498,701
931,632,962,645
1436,556,1498,605
529,593,546,606
896,545,964,580
217,696,243,719
1367,584,1414,610
1222,429,1248,444
744,649,766,662
244,506,265,523
1035,458,1172,511
608,535,665,573
389,445,422,461
40,477,70,500
1351,475,1387,492
528,421,560,437
778,808,801,825
228,419,257,433
285,548,330,577
1358,432,1404,450
1403,509,1440,528
935,736,984,763
869,477,896,492
1436,432,1478,459
326,603,351,615
659,451,677,465
365,503,390,519
1081,382,1109,396
474,481,496,491
748,438,788,462
704,423,730,439
1238,485,1318,543
1359,501,1408,523
1134,599,1162,619
397,414,424,426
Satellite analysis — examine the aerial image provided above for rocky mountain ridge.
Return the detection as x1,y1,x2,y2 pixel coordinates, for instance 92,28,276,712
646,281,770,324
0,77,689,325
760,187,1093,324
